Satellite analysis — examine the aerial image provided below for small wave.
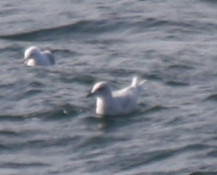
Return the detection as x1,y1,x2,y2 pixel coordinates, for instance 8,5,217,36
0,19,128,41
189,172,217,175
23,89,42,98
180,143,211,152
136,17,217,32
0,114,28,121
1,162,49,169
168,64,195,71
204,94,217,101
1,134,79,152
0,104,80,121
165,80,189,87
2,16,214,41
0,130,19,137
200,0,217,4
0,144,12,151
110,148,179,172
138,17,196,29
144,105,171,114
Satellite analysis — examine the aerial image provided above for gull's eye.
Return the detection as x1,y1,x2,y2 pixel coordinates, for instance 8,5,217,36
97,86,103,91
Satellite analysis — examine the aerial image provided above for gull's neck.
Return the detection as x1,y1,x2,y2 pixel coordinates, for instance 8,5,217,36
96,91,113,115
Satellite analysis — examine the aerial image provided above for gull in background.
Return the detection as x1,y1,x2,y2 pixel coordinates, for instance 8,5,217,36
87,77,146,116
24,46,55,66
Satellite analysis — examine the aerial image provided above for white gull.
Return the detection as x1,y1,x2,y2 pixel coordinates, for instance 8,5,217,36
87,77,146,116
24,46,55,66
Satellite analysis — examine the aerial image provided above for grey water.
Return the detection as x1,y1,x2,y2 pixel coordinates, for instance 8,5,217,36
0,0,217,174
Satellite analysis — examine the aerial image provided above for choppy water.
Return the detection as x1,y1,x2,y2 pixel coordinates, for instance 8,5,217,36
0,0,217,174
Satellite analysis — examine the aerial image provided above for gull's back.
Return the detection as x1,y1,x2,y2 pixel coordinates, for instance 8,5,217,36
108,77,146,115
111,85,140,115
42,50,55,65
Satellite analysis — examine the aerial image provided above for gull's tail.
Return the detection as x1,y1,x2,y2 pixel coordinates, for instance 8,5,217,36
131,76,147,90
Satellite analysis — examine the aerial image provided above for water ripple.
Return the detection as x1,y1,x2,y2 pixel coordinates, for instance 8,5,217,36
1,162,49,169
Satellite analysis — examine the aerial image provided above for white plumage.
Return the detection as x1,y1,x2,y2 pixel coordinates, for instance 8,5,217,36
87,77,146,116
24,46,55,66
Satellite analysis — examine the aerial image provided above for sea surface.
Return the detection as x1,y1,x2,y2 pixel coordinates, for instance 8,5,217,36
0,0,217,174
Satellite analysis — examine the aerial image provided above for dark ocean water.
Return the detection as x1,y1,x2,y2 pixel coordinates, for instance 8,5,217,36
0,0,217,174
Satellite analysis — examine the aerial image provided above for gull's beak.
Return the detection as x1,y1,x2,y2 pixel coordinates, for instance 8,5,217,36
23,58,27,64
86,90,95,97
23,55,29,61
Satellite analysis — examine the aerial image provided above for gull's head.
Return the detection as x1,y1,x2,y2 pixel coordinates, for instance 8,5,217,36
87,81,111,97
24,46,41,60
